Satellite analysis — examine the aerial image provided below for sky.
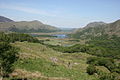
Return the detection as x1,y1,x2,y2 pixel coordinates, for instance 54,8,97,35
0,0,120,28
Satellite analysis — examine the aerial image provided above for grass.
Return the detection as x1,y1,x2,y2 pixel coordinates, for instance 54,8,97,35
38,38,82,46
11,42,98,80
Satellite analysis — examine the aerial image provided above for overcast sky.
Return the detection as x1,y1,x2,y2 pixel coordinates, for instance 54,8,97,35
0,0,120,28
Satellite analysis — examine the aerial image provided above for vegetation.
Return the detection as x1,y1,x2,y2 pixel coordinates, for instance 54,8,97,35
0,42,19,79
99,72,120,80
46,44,88,53
87,65,97,75
9,27,60,33
86,35,120,59
47,35,120,59
0,20,120,80
45,34,120,80
12,42,97,80
86,57,120,80
87,57,120,73
0,32,41,43
70,20,120,40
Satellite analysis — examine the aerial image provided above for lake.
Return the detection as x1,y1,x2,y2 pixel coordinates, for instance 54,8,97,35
52,34,67,39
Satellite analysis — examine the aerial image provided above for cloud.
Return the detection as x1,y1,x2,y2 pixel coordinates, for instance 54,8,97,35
0,4,56,17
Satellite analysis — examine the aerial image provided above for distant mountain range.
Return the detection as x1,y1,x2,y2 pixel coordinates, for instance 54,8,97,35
0,16,14,22
70,19,120,39
0,16,60,33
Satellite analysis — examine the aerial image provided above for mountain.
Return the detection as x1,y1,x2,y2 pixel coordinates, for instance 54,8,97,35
84,22,106,28
0,17,60,33
104,20,120,36
0,16,14,22
70,20,120,39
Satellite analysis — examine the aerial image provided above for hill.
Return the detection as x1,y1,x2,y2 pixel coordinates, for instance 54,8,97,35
0,32,119,80
70,19,120,39
11,42,97,80
84,22,106,28
0,16,14,22
69,19,120,59
0,16,60,33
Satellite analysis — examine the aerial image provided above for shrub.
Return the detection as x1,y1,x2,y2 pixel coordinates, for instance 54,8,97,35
99,72,119,80
0,42,19,78
87,57,120,74
87,57,98,65
87,65,97,75
0,32,41,43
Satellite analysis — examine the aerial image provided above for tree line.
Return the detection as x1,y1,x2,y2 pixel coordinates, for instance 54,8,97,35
0,32,41,43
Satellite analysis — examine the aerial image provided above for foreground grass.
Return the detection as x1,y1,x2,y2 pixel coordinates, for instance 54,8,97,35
12,42,98,80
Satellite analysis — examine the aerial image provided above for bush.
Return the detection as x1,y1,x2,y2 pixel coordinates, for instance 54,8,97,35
87,57,98,65
47,44,89,53
87,57,120,74
0,32,41,43
87,65,97,75
99,72,119,80
0,42,19,78
0,32,10,42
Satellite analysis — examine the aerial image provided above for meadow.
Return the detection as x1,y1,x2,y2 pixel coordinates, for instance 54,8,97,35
11,42,98,80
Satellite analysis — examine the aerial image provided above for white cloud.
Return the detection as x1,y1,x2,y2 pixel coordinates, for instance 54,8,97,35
0,4,56,17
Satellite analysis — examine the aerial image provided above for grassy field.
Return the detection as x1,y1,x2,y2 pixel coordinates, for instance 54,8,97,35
10,42,99,80
38,38,84,46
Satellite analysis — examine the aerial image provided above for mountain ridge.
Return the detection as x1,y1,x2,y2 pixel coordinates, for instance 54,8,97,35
84,21,106,28
70,19,120,39
0,16,60,33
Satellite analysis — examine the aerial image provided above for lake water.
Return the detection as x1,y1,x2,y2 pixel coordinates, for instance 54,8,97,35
52,34,67,39
30,34,68,39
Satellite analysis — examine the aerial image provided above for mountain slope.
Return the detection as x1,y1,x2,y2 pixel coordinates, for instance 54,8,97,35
70,20,120,39
0,16,14,22
104,20,120,36
85,22,106,28
0,20,60,33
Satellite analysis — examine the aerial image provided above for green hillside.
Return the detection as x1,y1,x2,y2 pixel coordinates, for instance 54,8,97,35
0,32,120,80
11,42,97,80
70,20,120,39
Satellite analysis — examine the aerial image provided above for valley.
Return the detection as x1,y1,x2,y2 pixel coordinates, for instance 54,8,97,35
0,0,120,79
0,16,120,80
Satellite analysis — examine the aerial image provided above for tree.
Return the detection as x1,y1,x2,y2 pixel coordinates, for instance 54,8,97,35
0,42,19,79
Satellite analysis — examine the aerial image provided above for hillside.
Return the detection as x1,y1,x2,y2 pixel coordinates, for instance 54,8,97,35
70,20,120,39
0,16,60,33
84,22,106,28
104,20,120,36
0,32,120,80
0,16,14,22
11,42,97,80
